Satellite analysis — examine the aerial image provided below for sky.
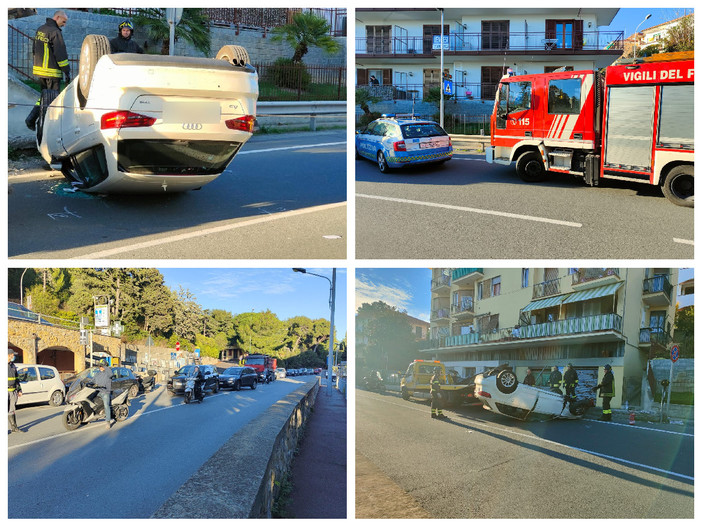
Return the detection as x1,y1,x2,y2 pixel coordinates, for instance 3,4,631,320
601,7,693,35
159,268,347,339
356,268,694,321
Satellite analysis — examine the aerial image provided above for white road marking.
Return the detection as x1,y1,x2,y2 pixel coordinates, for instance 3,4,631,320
239,141,346,155
363,393,693,481
673,238,694,246
71,202,346,259
357,193,582,228
451,157,487,161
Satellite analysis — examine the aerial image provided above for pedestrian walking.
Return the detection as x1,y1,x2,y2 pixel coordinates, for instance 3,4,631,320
93,360,113,429
523,367,535,386
563,363,579,398
593,364,615,421
430,368,446,419
549,365,562,392
109,20,144,54
25,10,70,131
8,349,26,433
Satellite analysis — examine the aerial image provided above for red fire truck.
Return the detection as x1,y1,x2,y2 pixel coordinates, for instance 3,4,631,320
486,58,694,207
243,354,277,382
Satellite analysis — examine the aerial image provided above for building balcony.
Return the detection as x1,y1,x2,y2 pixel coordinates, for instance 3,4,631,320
571,268,621,290
421,313,623,352
356,30,624,57
532,278,561,299
430,308,451,322
639,327,672,347
450,296,475,318
431,275,451,292
452,268,484,286
642,276,673,307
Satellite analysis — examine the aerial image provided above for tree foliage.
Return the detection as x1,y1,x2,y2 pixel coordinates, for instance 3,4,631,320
663,14,694,52
674,306,694,358
271,11,341,63
133,8,211,56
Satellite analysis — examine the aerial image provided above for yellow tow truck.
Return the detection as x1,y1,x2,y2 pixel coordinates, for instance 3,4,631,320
400,359,476,407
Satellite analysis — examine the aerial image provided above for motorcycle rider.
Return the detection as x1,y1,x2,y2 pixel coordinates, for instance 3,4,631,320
109,20,144,54
8,349,26,433
192,366,205,401
93,360,113,429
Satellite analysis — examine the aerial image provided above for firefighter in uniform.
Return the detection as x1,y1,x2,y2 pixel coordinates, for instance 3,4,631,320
430,368,446,419
593,364,615,421
523,367,535,386
25,10,70,131
563,363,579,399
8,349,26,433
549,365,562,392
109,20,144,54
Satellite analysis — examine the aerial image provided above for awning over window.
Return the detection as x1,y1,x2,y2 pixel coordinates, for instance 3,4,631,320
561,282,623,304
521,294,570,312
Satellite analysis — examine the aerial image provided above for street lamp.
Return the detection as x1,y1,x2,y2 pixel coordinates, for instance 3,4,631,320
633,13,652,61
19,268,29,307
292,268,336,396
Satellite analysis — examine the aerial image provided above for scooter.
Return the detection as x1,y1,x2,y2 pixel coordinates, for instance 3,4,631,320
362,372,386,393
184,375,204,404
63,380,130,431
137,370,157,392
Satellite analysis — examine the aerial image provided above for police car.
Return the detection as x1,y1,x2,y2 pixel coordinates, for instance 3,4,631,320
355,114,453,173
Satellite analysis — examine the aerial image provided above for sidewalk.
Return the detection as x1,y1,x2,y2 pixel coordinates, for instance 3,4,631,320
283,379,347,518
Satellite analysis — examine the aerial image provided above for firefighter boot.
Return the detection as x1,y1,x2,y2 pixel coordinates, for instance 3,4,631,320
25,104,40,131
9,414,25,433
431,410,437,419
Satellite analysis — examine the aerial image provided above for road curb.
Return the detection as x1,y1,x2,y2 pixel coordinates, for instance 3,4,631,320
151,379,319,518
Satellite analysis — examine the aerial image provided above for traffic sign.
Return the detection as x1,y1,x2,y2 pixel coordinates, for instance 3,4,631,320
176,341,180,352
670,344,680,362
171,352,176,360
443,80,453,96
432,35,449,50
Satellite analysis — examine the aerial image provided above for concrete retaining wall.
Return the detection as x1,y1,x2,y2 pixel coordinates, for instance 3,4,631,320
151,379,319,518
650,358,694,394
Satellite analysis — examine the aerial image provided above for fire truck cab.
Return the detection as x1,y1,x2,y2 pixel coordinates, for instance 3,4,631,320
486,59,694,207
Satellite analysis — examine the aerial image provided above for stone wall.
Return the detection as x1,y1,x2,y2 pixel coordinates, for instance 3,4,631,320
151,379,320,518
355,97,494,125
650,358,694,394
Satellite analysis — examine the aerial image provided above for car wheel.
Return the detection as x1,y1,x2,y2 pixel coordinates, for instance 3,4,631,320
496,370,518,394
355,147,362,160
49,389,64,407
63,407,84,431
114,404,129,422
234,380,241,391
661,165,694,208
401,388,410,400
212,381,219,394
128,384,139,399
516,150,547,182
377,151,390,173
216,45,250,67
251,380,257,390
78,34,110,108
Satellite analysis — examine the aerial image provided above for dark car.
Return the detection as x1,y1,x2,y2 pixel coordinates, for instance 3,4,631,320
219,366,258,391
63,366,139,399
167,364,219,395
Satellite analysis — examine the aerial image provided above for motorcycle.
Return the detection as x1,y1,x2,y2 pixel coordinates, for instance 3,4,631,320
137,369,157,392
184,374,204,404
63,380,130,431
363,372,386,393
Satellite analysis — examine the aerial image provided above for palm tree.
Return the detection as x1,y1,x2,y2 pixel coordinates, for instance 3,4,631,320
271,11,341,64
133,8,211,56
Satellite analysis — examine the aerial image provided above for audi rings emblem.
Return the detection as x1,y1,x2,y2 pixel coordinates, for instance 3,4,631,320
182,123,203,130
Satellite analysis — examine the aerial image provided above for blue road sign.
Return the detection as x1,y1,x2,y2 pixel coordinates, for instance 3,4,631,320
171,352,176,360
443,80,453,96
432,35,449,50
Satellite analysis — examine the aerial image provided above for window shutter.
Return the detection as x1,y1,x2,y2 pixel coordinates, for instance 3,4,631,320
357,68,368,86
382,68,392,85
574,19,584,50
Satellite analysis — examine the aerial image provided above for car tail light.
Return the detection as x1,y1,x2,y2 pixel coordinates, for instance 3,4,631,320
449,136,453,147
101,111,156,129
393,141,406,152
225,115,255,133
477,391,491,398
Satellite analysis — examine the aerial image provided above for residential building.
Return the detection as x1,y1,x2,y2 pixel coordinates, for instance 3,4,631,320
356,8,623,103
622,13,693,57
426,268,679,409
407,314,431,341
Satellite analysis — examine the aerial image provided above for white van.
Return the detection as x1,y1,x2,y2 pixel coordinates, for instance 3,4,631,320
15,363,66,407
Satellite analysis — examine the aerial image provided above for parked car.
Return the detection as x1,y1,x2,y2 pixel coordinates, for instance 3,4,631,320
38,36,258,193
14,363,65,406
219,366,258,390
355,115,453,173
63,365,140,399
167,364,219,395
314,368,322,375
276,367,287,379
474,367,594,421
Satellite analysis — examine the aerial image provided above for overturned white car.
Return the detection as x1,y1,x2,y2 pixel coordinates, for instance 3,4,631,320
38,35,258,193
474,367,594,421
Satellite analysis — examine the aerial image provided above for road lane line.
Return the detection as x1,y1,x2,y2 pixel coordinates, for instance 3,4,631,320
239,141,346,155
71,202,346,259
583,418,694,437
357,193,582,228
673,238,694,245
361,393,693,481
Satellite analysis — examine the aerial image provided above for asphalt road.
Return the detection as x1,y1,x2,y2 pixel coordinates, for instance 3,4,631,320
355,154,694,259
356,389,693,519
8,378,316,518
8,131,346,259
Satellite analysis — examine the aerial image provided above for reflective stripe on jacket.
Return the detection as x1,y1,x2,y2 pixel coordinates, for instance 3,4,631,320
32,18,70,79
597,371,615,398
8,362,22,393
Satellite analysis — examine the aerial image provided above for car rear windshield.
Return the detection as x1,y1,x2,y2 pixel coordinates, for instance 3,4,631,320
224,367,244,375
118,140,242,175
400,123,447,139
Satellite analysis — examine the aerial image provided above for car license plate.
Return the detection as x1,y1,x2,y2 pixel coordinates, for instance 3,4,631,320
420,141,442,149
162,102,220,124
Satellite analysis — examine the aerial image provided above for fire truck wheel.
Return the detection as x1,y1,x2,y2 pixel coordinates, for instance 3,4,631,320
661,165,694,208
516,151,547,182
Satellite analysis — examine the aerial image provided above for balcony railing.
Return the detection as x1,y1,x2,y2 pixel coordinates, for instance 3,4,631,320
431,275,451,290
572,268,620,285
643,275,673,299
431,308,450,320
356,30,624,55
356,82,489,102
425,313,622,349
451,296,474,315
533,278,561,299
639,327,672,346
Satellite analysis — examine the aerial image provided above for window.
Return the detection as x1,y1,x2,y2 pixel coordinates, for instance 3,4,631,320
658,85,694,149
521,269,529,288
482,66,506,101
545,19,584,50
401,123,448,139
482,20,509,50
477,282,483,300
366,25,391,54
548,78,582,114
18,367,37,382
544,66,574,73
492,276,501,296
39,367,56,380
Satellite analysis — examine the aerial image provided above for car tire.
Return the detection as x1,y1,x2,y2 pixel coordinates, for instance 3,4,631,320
234,380,241,391
355,147,362,160
216,45,251,67
496,370,518,394
63,408,84,431
377,151,390,173
661,165,694,208
251,380,257,390
128,383,139,399
49,389,64,407
212,381,219,394
401,388,410,400
516,150,547,182
78,34,110,108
